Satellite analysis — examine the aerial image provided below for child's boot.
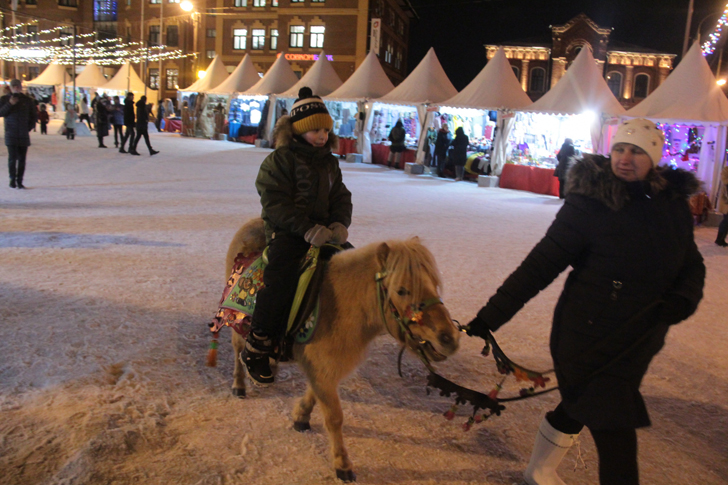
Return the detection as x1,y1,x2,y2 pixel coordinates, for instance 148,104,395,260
242,331,275,386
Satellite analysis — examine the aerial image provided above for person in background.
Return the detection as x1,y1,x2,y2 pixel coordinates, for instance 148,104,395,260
50,90,57,113
119,92,135,154
38,104,49,135
387,119,406,168
554,138,576,199
79,96,93,130
129,95,159,156
0,79,38,189
111,95,124,148
450,126,469,181
466,119,704,485
64,102,77,140
29,93,39,132
715,161,728,247
156,100,165,131
434,121,452,177
95,97,109,148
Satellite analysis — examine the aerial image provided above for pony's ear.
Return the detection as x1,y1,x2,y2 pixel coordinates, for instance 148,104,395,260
409,236,420,244
376,242,390,266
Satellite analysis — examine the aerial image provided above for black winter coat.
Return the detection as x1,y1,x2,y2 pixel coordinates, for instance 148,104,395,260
388,123,406,153
450,128,469,167
0,93,38,147
95,102,109,137
135,99,149,131
554,142,575,180
478,154,705,430
434,128,451,156
123,98,135,126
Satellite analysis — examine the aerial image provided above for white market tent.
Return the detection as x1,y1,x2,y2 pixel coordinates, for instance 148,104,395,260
522,46,625,158
431,47,533,172
67,60,108,89
625,41,728,200
180,55,230,93
240,54,300,142
325,51,395,101
365,47,457,163
279,51,343,98
208,54,260,94
26,61,70,87
101,62,158,105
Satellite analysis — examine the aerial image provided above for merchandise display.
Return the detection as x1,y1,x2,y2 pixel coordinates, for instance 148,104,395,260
228,95,267,141
659,123,702,172
369,104,420,148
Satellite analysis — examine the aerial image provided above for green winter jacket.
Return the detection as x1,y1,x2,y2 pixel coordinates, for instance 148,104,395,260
256,115,353,242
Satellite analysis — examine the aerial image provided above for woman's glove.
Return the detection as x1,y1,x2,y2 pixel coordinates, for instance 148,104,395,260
464,315,493,340
328,222,348,244
304,224,333,247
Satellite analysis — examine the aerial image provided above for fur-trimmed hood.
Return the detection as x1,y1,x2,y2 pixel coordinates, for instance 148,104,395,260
272,114,339,152
565,154,701,211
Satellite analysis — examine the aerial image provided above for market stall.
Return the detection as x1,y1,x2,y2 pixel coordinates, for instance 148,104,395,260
206,54,261,140
325,51,395,156
100,62,158,108
177,56,230,138
26,61,72,114
623,41,728,202
61,60,109,113
365,48,457,167
424,47,533,179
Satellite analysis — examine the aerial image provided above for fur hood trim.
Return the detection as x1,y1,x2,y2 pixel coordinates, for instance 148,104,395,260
272,114,339,151
565,154,701,211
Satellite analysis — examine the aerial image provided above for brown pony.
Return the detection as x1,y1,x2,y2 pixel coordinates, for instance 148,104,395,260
224,218,460,482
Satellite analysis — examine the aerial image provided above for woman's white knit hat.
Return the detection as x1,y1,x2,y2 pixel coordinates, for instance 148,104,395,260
610,118,665,166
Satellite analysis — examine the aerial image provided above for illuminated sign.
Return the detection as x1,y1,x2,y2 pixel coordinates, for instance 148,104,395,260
276,53,334,62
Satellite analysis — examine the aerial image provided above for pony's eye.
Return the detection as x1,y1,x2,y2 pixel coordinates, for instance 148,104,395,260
396,287,410,296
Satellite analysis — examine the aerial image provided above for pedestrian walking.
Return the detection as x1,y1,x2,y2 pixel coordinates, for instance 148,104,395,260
715,162,728,247
466,119,705,485
79,96,93,130
38,104,49,135
111,96,124,148
95,98,109,148
64,103,77,140
0,79,38,189
119,92,135,153
129,95,159,156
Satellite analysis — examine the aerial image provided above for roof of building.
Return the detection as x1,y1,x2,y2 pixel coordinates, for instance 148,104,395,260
607,41,676,57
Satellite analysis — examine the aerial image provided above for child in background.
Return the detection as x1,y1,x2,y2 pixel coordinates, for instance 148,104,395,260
64,103,77,140
38,104,49,135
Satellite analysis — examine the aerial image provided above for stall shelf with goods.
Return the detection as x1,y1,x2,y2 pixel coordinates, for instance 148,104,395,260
177,56,230,138
365,48,457,168
623,41,728,203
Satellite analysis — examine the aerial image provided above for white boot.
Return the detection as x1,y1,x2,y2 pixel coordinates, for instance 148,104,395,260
523,417,580,485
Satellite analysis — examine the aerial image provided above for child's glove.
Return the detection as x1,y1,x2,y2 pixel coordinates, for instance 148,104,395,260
304,224,333,247
328,222,348,244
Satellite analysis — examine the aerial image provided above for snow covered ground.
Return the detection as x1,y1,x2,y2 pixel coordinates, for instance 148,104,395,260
1,120,727,485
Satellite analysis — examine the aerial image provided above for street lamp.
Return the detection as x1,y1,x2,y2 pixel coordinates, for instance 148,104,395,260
180,0,193,12
178,1,200,87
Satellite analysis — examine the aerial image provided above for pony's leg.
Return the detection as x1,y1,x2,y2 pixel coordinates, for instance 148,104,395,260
231,332,246,397
312,383,355,482
292,385,317,431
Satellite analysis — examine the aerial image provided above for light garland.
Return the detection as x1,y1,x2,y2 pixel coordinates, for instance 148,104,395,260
702,4,728,55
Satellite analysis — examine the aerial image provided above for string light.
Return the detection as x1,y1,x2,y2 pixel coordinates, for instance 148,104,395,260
702,4,728,55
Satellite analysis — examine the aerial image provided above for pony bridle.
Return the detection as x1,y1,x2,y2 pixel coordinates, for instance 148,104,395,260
375,270,446,369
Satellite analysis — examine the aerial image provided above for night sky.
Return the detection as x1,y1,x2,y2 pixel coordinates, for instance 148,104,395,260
407,0,728,90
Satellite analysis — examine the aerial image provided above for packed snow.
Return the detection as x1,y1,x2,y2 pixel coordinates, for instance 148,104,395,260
1,120,727,485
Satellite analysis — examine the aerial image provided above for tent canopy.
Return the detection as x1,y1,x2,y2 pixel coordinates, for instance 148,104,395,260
242,53,299,96
208,54,260,94
441,48,532,110
524,46,625,116
26,62,70,86
325,51,394,101
180,55,230,92
375,47,457,105
279,51,343,98
65,60,107,89
624,41,728,124
100,62,157,104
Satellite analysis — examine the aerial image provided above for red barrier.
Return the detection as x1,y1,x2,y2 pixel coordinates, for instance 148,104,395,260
371,144,414,169
499,163,559,197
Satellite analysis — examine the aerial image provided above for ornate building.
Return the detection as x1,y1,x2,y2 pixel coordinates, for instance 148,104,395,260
485,14,676,109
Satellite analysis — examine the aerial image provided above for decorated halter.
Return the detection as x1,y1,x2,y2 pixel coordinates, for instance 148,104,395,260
374,270,445,369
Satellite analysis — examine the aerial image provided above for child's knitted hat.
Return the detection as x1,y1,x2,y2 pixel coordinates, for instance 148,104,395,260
289,87,333,135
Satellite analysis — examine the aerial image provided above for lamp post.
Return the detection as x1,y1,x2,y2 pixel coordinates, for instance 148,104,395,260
159,0,164,101
696,12,723,44
180,0,199,89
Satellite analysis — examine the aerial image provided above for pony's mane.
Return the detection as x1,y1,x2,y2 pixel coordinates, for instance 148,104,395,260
381,238,442,304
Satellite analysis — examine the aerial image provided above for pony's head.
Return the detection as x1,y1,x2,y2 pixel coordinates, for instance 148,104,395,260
376,238,460,362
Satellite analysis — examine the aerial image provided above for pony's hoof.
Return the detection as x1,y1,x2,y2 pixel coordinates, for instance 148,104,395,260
336,469,356,482
232,388,246,398
293,421,311,432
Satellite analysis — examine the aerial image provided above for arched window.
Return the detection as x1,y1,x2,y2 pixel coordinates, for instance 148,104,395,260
634,74,650,99
512,65,520,80
606,71,622,98
529,67,546,93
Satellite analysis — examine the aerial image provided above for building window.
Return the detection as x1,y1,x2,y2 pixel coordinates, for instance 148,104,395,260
606,72,622,99
149,25,160,46
28,66,40,79
633,74,650,98
394,48,402,70
27,26,39,43
234,0,247,6
126,26,132,43
270,28,278,50
311,0,325,2
272,0,278,5
26,0,38,4
252,29,265,49
60,27,73,46
384,41,393,64
166,25,179,46
207,29,216,38
512,66,520,80
529,67,546,92
150,0,160,4
310,26,324,48
168,0,180,3
58,0,78,6
253,0,265,6
149,68,159,89
233,28,247,49
207,50,216,58
289,25,304,48
166,69,178,90
94,0,117,21
291,0,303,2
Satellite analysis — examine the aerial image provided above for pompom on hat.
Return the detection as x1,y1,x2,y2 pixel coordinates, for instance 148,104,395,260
610,118,665,167
289,87,333,135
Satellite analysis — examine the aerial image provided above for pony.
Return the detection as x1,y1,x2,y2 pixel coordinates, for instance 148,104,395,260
223,218,460,482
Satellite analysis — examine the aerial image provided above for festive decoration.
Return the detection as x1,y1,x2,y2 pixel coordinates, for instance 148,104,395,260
701,5,728,55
